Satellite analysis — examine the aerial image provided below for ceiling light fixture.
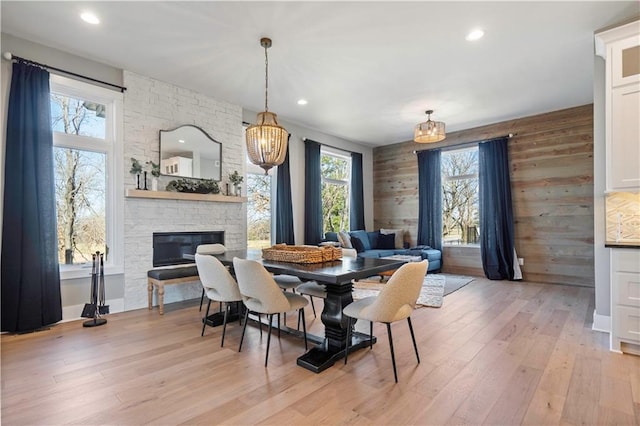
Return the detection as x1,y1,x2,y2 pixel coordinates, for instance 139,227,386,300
466,29,484,41
245,37,288,174
297,99,308,105
80,12,100,25
414,110,446,143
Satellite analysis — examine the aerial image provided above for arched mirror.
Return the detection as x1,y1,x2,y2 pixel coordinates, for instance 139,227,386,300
159,125,222,181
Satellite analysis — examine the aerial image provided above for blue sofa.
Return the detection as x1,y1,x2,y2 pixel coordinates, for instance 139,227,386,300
325,230,442,272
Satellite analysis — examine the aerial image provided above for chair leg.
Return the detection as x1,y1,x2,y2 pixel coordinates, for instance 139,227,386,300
238,308,250,352
199,288,205,311
258,313,263,337
344,316,352,365
300,308,308,350
369,321,373,350
309,296,316,317
386,323,398,383
277,313,281,339
265,314,273,367
201,299,212,337
221,302,229,347
407,317,420,364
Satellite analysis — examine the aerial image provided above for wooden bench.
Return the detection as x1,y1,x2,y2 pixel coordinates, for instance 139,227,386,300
147,266,200,314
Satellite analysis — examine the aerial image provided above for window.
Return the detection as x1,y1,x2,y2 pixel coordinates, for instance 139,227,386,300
321,149,351,234
246,172,272,249
441,146,479,245
50,75,123,278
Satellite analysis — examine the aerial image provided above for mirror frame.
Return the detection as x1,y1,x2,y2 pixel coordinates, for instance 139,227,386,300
159,124,222,181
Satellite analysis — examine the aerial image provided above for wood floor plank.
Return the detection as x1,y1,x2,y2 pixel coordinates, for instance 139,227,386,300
2,277,639,425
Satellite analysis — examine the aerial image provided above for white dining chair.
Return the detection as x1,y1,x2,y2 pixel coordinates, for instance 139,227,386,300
343,259,428,382
232,257,309,367
195,253,243,347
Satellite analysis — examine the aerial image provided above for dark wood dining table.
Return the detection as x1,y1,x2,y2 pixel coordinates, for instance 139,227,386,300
211,249,406,373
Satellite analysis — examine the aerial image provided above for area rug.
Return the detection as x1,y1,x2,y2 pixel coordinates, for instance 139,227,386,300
352,274,474,308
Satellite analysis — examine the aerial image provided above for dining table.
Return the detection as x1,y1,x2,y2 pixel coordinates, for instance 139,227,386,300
210,249,406,373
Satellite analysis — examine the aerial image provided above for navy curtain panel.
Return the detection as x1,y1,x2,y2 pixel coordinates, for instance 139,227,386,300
416,149,442,251
2,62,62,332
304,139,323,245
479,137,516,280
349,152,365,231
275,139,295,244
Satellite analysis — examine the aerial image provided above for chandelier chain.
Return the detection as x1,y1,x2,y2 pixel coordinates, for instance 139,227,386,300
264,43,269,112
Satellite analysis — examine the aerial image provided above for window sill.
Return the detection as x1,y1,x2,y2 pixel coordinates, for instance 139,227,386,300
60,264,124,281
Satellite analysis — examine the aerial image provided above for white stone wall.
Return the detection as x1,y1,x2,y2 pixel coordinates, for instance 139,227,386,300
123,71,245,311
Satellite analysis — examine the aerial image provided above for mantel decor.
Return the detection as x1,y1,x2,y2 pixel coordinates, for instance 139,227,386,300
166,178,220,194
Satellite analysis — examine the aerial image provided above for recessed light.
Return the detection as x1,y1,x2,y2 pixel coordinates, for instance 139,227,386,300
297,99,308,106
80,12,100,25
178,139,185,144
465,29,484,41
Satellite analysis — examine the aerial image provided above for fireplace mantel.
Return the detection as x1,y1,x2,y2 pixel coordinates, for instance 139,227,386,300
126,189,247,203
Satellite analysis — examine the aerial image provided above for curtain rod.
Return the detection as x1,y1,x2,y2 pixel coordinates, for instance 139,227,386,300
412,133,516,154
302,137,353,155
3,52,127,93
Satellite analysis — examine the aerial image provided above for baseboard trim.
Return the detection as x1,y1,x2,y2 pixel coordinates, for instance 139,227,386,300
592,309,611,333
61,298,125,323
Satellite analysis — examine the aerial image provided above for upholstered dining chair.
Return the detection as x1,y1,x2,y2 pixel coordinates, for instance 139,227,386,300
297,248,358,317
195,253,243,347
343,259,428,383
232,257,309,367
196,244,227,311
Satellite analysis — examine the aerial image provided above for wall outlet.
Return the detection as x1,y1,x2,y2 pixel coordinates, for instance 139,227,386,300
518,258,524,266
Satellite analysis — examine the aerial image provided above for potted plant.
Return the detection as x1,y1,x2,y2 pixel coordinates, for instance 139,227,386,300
166,178,220,194
228,170,244,196
130,157,143,189
146,161,161,191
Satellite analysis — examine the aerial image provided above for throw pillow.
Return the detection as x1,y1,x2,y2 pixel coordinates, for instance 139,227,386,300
380,228,404,249
349,230,371,251
338,230,353,249
377,232,395,249
350,235,366,253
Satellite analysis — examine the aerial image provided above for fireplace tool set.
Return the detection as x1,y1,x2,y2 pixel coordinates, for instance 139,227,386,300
81,251,109,327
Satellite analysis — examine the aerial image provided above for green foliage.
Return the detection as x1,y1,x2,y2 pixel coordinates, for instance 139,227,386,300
321,153,350,234
130,157,143,175
228,170,244,185
146,161,160,177
166,178,220,194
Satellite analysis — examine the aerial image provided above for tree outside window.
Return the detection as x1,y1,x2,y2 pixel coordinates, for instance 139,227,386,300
442,146,479,245
51,94,108,264
246,172,271,249
321,151,350,234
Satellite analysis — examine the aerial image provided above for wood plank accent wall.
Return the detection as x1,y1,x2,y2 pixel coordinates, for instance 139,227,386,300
373,104,594,287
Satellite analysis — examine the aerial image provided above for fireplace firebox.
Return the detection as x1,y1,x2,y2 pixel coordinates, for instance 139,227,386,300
152,231,224,267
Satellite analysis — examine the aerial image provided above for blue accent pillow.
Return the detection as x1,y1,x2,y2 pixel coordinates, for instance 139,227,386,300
367,231,379,249
378,232,395,249
349,230,371,251
351,235,366,252
325,232,339,242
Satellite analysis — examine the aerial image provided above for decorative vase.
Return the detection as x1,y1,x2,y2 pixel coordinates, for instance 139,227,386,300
151,178,158,191
136,174,141,190
235,185,241,197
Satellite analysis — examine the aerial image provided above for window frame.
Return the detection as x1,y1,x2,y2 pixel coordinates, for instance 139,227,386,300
441,144,480,246
320,146,352,234
50,75,124,279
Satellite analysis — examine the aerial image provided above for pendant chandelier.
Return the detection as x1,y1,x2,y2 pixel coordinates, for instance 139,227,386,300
245,37,288,174
414,109,446,143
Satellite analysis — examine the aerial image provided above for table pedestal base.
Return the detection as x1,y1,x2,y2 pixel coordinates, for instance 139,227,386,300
297,332,377,373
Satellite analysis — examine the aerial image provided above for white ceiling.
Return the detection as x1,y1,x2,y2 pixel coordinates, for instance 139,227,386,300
2,1,638,146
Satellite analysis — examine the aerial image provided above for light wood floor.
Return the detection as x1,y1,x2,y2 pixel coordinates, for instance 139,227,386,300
2,277,639,425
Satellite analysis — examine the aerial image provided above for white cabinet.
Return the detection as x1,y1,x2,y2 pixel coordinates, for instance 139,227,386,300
611,249,640,353
596,20,640,191
161,156,192,177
